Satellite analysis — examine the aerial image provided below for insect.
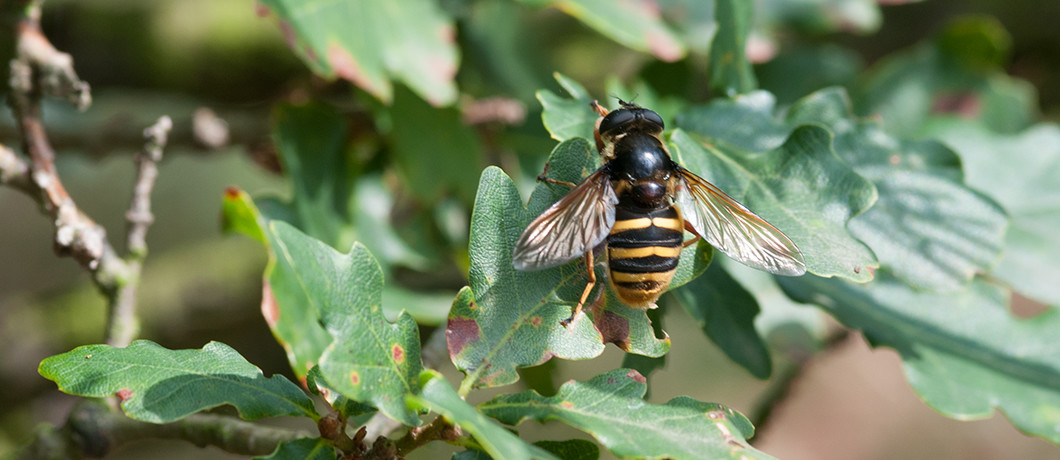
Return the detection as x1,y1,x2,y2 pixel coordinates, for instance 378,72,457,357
512,100,806,325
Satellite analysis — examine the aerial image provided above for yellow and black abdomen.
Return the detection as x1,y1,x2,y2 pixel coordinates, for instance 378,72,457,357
606,205,684,308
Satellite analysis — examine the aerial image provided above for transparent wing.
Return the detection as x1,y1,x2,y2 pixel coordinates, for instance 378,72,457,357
513,169,617,271
675,167,806,276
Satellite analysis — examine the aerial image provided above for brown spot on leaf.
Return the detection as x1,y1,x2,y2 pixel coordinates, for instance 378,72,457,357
561,401,575,409
223,186,241,199
932,91,981,118
530,316,543,327
116,389,133,402
261,282,280,327
538,350,556,366
595,310,631,351
327,43,386,101
350,371,361,385
746,35,777,63
392,344,405,364
254,2,271,17
278,20,298,52
447,318,480,360
646,29,683,62
625,369,647,384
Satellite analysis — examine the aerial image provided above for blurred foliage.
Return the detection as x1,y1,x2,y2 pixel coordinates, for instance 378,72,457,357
4,0,1060,458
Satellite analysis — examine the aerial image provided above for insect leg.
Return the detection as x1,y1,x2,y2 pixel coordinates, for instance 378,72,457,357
682,219,702,248
537,162,576,188
590,100,609,117
590,101,608,151
561,250,596,326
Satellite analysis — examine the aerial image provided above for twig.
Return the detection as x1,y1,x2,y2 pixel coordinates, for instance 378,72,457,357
106,116,172,347
0,143,32,194
4,4,308,460
3,1,165,347
7,14,116,278
13,10,91,110
19,399,312,459
393,416,460,457
127,116,171,257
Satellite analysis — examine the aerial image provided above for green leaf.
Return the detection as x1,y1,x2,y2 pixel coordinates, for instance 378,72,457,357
669,263,771,379
351,175,434,272
668,125,878,281
710,0,757,96
254,438,336,460
533,439,600,460
305,366,375,419
674,91,791,152
933,122,1060,307
270,102,356,250
386,87,485,204
619,306,667,383
656,0,717,55
756,44,863,106
222,188,331,379
461,1,552,101
756,0,882,35
779,273,1060,445
259,0,458,105
449,156,603,391
721,259,829,354
538,73,596,142
449,140,711,390
480,369,774,460
519,0,684,62
787,88,1007,291
851,17,1036,138
452,450,492,460
676,87,1008,290
269,222,423,426
38,341,316,423
408,371,557,460
263,103,432,269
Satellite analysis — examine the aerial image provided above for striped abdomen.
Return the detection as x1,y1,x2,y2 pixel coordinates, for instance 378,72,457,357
606,205,684,308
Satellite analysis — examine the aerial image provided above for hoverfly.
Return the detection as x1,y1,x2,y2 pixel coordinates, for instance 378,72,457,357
513,100,806,325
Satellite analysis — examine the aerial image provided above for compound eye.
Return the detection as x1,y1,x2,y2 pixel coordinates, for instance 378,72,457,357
598,109,635,135
642,109,665,130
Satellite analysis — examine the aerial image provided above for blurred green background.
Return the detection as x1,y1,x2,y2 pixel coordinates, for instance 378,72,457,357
2,0,1059,458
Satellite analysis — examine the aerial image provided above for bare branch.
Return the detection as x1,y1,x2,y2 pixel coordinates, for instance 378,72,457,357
18,399,312,459
126,116,172,258
8,59,115,276
0,143,32,194
15,18,91,110
105,116,173,347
